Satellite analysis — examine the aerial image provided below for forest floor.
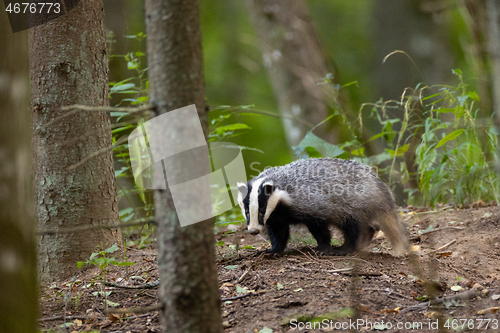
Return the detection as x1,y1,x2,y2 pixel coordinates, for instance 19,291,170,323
39,204,500,333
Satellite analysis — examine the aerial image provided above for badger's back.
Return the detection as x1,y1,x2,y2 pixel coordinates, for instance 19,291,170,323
253,158,395,222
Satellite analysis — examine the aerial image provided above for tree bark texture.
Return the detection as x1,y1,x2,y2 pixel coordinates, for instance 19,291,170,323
145,0,223,332
29,0,121,283
245,0,340,146
372,0,453,100
0,18,38,333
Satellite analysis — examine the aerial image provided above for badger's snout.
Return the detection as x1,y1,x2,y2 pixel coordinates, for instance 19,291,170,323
247,228,260,235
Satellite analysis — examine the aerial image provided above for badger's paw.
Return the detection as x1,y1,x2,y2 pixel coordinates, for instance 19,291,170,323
314,245,331,256
264,250,283,259
329,245,355,256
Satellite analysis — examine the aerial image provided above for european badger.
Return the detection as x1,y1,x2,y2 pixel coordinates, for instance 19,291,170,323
237,158,408,256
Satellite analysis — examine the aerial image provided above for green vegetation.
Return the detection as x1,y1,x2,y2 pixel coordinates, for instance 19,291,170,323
76,243,135,283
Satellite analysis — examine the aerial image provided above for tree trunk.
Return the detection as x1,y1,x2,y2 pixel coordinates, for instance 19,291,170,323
145,0,223,332
29,0,121,283
245,0,340,146
0,19,37,333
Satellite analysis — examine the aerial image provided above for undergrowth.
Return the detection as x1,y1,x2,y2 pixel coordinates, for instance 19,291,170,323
109,33,498,251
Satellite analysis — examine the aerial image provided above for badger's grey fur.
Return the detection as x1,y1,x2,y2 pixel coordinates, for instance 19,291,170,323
237,158,409,256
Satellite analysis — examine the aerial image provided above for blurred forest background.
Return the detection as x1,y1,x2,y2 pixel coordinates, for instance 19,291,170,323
104,0,499,217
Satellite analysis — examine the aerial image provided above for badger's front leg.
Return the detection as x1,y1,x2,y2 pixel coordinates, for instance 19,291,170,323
265,219,289,254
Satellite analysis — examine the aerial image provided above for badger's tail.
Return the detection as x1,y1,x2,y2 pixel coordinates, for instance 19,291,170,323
375,210,409,255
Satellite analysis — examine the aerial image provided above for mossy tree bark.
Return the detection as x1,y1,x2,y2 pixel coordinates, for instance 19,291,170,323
29,0,121,283
245,0,341,146
145,0,223,332
0,18,37,333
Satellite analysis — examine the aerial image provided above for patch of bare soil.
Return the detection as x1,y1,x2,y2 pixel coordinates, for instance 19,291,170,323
39,206,500,332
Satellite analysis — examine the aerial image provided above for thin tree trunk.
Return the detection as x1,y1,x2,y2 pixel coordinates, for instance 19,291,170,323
245,0,340,146
145,0,223,332
0,19,37,333
29,1,121,283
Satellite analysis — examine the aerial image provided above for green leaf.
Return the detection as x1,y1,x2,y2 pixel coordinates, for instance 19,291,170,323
421,93,440,101
236,285,248,294
106,300,120,307
224,265,238,270
76,261,85,268
350,147,364,156
436,129,464,148
104,243,120,254
110,83,135,92
435,107,455,113
215,123,251,134
277,283,283,290
259,327,273,333
304,146,322,158
296,131,344,158
386,144,409,157
216,241,225,246
457,95,468,106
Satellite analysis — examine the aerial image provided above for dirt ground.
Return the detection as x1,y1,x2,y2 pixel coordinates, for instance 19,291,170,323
39,205,500,332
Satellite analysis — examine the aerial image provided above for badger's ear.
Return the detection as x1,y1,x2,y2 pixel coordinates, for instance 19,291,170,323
237,182,248,204
262,181,274,196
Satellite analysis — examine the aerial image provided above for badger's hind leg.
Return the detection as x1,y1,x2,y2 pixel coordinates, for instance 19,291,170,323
305,220,331,254
330,216,376,256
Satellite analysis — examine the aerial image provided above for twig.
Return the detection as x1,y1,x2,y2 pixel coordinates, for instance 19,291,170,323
400,289,478,313
221,290,267,302
221,294,253,302
287,265,353,274
104,303,164,314
61,104,155,113
429,239,457,253
40,104,155,131
411,227,464,240
365,288,409,299
236,264,254,284
38,315,89,322
36,218,156,235
67,135,129,171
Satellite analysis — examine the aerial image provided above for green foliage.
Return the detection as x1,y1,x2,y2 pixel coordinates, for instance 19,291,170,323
76,244,135,280
108,32,155,247
296,71,499,207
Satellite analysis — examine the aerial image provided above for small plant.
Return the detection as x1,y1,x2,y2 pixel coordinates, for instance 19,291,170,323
76,243,135,282
297,70,498,208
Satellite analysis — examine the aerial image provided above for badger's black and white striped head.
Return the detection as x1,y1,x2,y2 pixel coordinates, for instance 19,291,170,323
237,178,291,234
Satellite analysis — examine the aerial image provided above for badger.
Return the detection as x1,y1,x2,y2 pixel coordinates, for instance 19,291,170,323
237,158,408,256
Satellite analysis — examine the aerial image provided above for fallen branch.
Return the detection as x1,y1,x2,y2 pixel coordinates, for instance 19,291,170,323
288,265,353,274
36,218,156,235
236,264,254,284
429,239,456,253
221,290,267,302
104,303,164,315
400,289,478,313
38,315,88,322
411,227,464,240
